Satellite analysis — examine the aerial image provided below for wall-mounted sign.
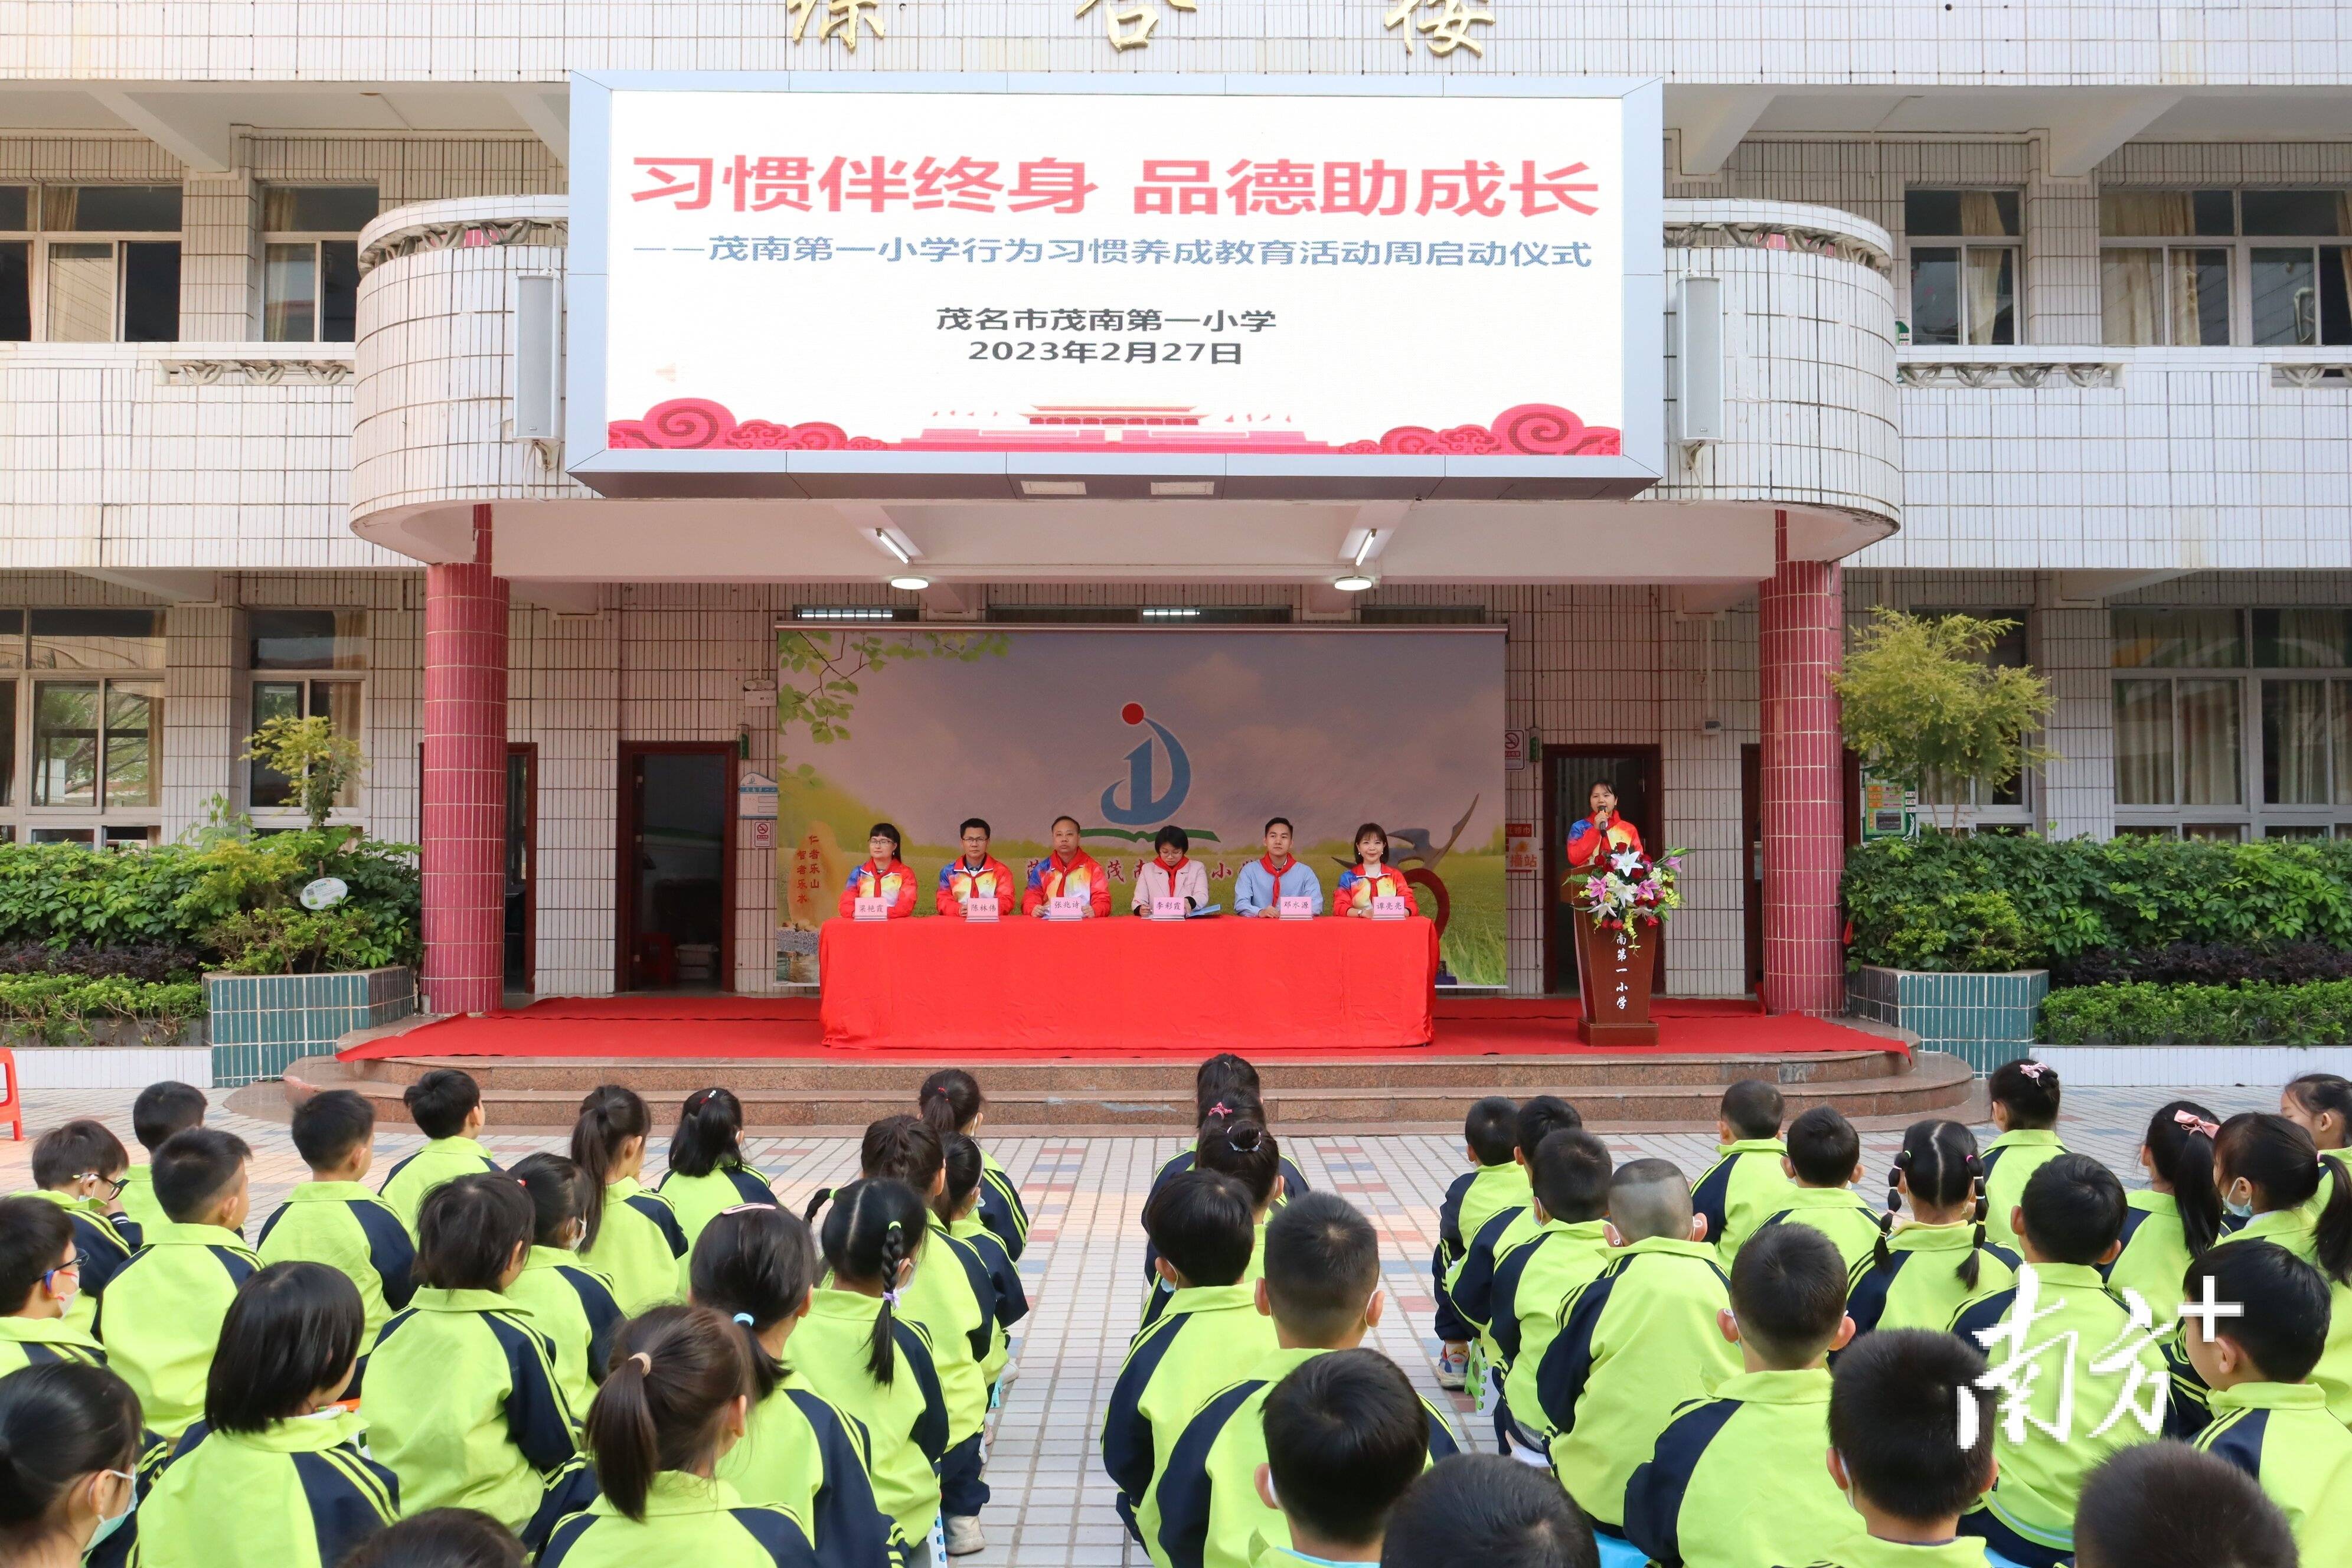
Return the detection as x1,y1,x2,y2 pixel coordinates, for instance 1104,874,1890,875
737,770,778,819
568,74,1664,501
1505,821,1541,875
1503,727,1531,771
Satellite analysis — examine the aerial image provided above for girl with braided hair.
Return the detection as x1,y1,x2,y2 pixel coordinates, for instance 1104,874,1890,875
1843,1119,2018,1345
2111,1100,2229,1438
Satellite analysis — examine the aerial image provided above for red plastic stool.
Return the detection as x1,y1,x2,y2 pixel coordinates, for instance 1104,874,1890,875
0,1047,21,1141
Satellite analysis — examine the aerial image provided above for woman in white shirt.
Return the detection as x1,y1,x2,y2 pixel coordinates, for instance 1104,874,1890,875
1130,824,1211,914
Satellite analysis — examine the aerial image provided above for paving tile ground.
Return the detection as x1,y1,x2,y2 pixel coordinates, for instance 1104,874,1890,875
0,1081,2284,1567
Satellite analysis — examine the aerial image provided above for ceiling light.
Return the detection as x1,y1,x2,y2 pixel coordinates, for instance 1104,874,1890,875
1020,479,1087,496
1334,573,1377,593
1150,481,1217,496
1351,529,1380,569
873,529,912,565
890,574,932,592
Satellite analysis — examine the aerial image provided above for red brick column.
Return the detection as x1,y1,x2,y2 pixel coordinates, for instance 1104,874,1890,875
421,504,509,1016
1758,509,1845,1015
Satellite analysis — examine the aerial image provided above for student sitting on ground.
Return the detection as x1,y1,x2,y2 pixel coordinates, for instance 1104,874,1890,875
1378,1453,1598,1568
538,1304,820,1568
1147,1193,1458,1568
656,1088,778,1259
0,1361,146,1568
1432,1096,1524,1390
1254,1351,1434,1568
1951,1155,2167,1568
573,1086,690,1316
94,1128,259,1439
136,1262,400,1568
364,1172,590,1548
22,1119,139,1328
2182,1239,2352,1566
1846,1118,2017,1346
2109,1100,2227,1435
936,1131,1028,1399
1104,1172,1279,1543
1142,1059,1310,1279
1446,1096,1585,1423
1978,1059,2066,1252
338,1509,525,1568
691,1204,898,1568
2071,1443,2295,1568
2209,1109,2352,1422
1493,1129,1614,1464
505,1154,626,1421
1813,1329,1998,1568
0,1195,104,1374
1144,1094,1305,1292
379,1069,498,1231
920,1069,1030,1262
119,1081,205,1235
1623,1225,1856,1568
1752,1106,1882,1280
255,1089,417,1393
1533,1158,1740,1546
1693,1079,1794,1268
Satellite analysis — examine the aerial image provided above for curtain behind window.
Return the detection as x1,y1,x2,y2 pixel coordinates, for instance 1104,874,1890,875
2101,191,2195,238
2103,249,2160,345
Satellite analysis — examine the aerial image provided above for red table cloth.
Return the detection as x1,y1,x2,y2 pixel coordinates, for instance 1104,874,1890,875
818,914,1439,1053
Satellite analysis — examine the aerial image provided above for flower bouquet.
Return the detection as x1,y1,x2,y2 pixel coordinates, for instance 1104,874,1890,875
1572,847,1685,951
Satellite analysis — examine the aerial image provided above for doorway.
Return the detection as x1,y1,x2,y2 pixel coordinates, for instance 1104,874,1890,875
1741,743,1763,994
1543,745,1662,994
504,744,536,996
617,743,735,992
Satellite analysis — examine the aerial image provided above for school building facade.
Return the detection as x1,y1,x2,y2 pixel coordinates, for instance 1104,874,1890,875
1,10,2349,1017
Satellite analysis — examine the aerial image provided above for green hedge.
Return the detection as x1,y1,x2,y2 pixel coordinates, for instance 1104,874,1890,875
1844,835,2352,973
0,974,205,1044
2043,980,2352,1046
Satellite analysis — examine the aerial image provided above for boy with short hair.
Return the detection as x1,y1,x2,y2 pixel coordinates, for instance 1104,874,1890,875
23,1118,139,1325
1949,1154,2167,1568
93,1126,259,1436
1433,1096,1523,1387
256,1087,419,1389
0,1194,104,1374
378,1067,499,1230
1106,1171,1282,1542
1753,1105,1881,1279
1693,1079,1794,1266
1448,1097,1582,1391
1533,1158,1741,1542
1623,1224,1856,1568
1817,1330,1998,1567
2181,1240,2352,1565
1495,1129,1615,1459
1378,1454,1598,1568
1148,1193,1459,1568
1254,1351,1431,1568
2072,1444,2297,1568
120,1080,205,1233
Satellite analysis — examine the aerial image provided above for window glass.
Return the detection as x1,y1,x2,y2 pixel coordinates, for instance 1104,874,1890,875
103,685,157,807
0,187,25,230
1906,190,2020,238
2337,681,2352,808
2113,680,2175,805
0,241,26,342
27,828,93,845
2193,189,2236,236
51,185,181,233
2102,191,2196,238
2240,190,2349,237
2184,822,2248,842
2173,249,2232,345
0,681,14,807
262,185,377,232
262,243,316,343
30,610,162,671
2253,608,2352,668
1964,247,2016,344
2263,680,2333,805
2323,247,2352,347
1905,190,1963,236
250,681,302,807
121,242,178,342
315,681,362,807
2102,249,2161,345
0,610,19,668
2179,678,2244,805
249,609,366,670
32,682,99,805
2252,248,2320,345
1909,247,1961,345
2112,608,2244,669
44,242,113,342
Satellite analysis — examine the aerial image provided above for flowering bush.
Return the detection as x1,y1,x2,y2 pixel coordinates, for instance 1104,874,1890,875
1572,847,1685,949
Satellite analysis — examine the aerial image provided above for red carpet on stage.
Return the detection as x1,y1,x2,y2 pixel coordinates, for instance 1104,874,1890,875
339,992,1895,1061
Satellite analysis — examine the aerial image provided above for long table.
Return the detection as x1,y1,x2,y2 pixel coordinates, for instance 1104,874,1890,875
818,913,1439,1053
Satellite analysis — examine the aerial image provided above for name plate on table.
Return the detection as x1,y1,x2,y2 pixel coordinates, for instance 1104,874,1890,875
852,897,890,922
962,897,999,923
1371,896,1409,920
1048,896,1087,921
1151,897,1188,921
1279,896,1315,920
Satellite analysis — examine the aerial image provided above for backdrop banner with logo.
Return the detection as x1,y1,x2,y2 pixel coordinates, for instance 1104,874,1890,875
775,626,1505,986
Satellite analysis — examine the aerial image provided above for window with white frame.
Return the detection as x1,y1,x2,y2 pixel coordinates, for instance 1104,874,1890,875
247,610,366,815
261,186,376,344
0,609,165,846
1912,611,2033,821
1905,189,2021,347
0,185,184,344
0,187,28,342
2101,188,2352,348
2112,607,2352,840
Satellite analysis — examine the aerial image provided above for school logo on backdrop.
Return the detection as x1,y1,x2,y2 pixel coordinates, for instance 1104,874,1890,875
1100,702,1191,825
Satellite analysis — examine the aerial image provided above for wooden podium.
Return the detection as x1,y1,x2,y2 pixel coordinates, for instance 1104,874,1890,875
1572,913,1660,1047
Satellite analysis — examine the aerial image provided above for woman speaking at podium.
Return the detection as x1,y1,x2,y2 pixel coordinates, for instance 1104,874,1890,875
839,821,917,919
1564,780,1644,870
1334,822,1419,917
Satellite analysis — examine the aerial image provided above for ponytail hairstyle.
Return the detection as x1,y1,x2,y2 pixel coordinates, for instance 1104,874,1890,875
2284,1073,2352,1152
1987,1058,2062,1130
0,1362,142,1553
669,1089,747,1181
816,1178,930,1387
1195,1115,1282,1210
919,1069,984,1139
2144,1100,2224,1260
585,1304,753,1521
509,1152,589,1250
936,1132,985,1226
689,1206,821,1402
571,1084,653,1252
859,1113,944,1195
1878,1119,1988,1287
1194,1054,1262,1123
2216,1112,2352,1284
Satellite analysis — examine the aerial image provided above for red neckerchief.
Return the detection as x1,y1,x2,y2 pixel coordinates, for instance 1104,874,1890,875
860,859,900,890
1158,855,1191,888
1047,850,1090,897
1260,854,1294,881
951,857,994,892
1354,861,1394,896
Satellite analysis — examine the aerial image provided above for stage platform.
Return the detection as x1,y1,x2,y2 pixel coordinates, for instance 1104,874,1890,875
302,994,1974,1135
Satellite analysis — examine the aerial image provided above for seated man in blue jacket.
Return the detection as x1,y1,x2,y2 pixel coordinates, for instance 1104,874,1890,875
1233,818,1324,917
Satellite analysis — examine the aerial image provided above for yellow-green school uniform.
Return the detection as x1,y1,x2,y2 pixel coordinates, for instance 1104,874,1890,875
1622,1367,1854,1568
1447,1163,1532,1295
717,1370,897,1568
1449,1205,1540,1369
656,1164,778,1260
1493,1218,1612,1440
537,1474,816,1568
1978,1129,2066,1252
1809,1530,1996,1567
2217,1208,2352,1423
1753,1186,1887,1281
93,1220,261,1438
2295,1145,2350,1227
133,1407,399,1568
1142,1219,1268,1330
2193,1379,2352,1567
255,1181,418,1360
2105,1188,2217,1433
17,1190,136,1332
502,1246,626,1420
376,1136,500,1233
976,1151,1030,1262
948,1213,1028,1387
117,1162,164,1236
0,1313,106,1376
891,1217,995,1452
1692,1138,1794,1266
582,1177,690,1315
1846,1222,2019,1342
785,1287,949,1552
1102,1283,1281,1545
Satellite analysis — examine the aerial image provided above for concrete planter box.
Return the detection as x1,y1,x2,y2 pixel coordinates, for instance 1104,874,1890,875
1847,965,2049,1074
204,967,415,1087
0,1020,213,1090
2036,1045,2352,1087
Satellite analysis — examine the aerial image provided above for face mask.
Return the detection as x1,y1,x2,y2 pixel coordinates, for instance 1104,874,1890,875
2225,1185,2256,1220
84,1470,136,1550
